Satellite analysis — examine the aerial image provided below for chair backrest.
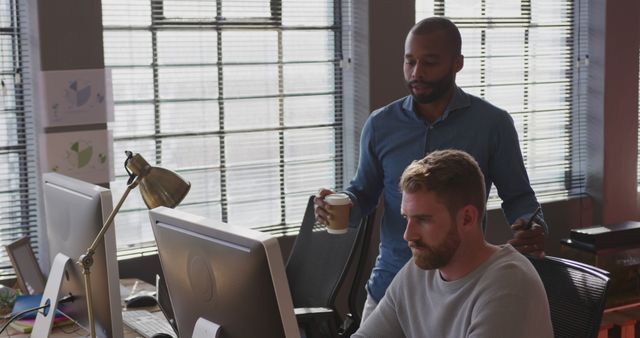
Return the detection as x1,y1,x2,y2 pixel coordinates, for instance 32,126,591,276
286,195,368,309
345,198,382,325
526,255,610,338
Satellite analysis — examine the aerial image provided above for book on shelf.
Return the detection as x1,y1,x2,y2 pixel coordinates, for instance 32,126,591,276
8,314,74,333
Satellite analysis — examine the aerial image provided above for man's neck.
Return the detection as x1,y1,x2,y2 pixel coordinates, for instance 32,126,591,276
439,241,499,281
414,86,456,123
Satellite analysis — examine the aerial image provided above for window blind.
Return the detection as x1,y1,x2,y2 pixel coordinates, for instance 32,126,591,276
102,0,344,255
416,0,587,207
0,0,37,276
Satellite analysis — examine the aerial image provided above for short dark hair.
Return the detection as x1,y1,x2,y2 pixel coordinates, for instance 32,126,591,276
411,17,462,56
399,149,485,221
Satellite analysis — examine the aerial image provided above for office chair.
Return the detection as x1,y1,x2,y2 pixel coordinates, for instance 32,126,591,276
286,195,371,338
338,198,382,336
526,255,610,338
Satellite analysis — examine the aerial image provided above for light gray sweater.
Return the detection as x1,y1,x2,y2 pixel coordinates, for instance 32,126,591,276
352,245,553,338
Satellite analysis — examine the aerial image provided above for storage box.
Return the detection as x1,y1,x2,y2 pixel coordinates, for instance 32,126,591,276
570,221,640,250
560,238,640,308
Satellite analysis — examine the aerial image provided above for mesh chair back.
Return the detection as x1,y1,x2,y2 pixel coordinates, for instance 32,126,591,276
286,195,365,308
527,255,610,338
346,199,382,325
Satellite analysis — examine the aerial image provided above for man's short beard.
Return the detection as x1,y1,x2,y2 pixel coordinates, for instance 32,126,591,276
408,73,455,105
410,221,460,270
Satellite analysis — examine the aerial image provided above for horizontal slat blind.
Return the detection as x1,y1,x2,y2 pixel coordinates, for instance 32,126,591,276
102,0,344,254
416,0,587,208
0,0,37,276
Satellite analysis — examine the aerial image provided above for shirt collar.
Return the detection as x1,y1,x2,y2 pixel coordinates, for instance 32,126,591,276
402,86,471,122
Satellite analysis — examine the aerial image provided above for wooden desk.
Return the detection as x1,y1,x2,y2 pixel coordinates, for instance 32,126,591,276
0,322,142,337
599,302,640,338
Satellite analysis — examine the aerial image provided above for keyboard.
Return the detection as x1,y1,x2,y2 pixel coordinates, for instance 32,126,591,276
122,310,177,338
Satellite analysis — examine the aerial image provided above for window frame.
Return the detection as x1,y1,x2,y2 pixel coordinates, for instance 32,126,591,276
103,0,346,254
0,0,38,277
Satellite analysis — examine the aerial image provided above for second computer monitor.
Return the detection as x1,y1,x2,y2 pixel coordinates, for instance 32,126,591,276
41,172,123,338
149,207,300,338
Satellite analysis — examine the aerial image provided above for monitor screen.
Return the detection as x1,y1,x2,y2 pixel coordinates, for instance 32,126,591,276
149,207,300,338
42,173,123,338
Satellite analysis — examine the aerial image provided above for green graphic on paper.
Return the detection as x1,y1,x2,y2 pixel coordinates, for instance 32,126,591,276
66,141,93,169
45,129,111,184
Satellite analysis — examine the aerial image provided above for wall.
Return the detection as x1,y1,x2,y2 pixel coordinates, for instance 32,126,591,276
28,0,106,271
587,0,640,225
35,0,104,71
368,0,414,110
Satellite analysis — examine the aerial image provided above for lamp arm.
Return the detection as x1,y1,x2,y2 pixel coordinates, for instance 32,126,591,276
87,178,140,256
78,176,141,338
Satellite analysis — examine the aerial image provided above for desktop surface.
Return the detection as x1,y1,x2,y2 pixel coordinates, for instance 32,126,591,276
0,322,141,338
0,279,169,338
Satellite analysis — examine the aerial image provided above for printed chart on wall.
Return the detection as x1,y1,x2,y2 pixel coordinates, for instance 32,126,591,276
40,68,114,128
41,129,114,184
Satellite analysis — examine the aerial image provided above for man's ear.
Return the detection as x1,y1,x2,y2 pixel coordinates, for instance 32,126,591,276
454,54,464,73
459,204,478,229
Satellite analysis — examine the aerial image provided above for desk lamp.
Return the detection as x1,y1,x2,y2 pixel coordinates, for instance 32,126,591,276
79,151,191,338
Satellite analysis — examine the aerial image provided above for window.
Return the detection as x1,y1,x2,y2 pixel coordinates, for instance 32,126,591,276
102,0,344,255
416,0,587,206
0,0,37,276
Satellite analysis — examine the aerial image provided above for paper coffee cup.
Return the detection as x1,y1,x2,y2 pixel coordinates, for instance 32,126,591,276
325,193,350,234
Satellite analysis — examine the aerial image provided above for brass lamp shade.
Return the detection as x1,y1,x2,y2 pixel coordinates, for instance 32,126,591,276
126,152,191,209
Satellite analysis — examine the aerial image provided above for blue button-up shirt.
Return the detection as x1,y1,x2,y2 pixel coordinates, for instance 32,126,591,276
345,87,541,302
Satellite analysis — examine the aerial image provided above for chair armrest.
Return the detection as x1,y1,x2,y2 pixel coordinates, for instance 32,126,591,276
295,307,335,319
295,307,338,338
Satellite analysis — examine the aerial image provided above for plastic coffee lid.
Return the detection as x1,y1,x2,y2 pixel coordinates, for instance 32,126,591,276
324,193,350,205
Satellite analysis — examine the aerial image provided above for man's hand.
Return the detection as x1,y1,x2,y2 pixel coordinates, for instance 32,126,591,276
314,188,336,225
508,218,546,258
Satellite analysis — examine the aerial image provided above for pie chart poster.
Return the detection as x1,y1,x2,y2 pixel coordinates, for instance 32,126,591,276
40,68,113,128
40,129,114,184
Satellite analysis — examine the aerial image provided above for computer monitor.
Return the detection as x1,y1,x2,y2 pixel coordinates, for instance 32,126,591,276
149,207,300,338
39,172,123,338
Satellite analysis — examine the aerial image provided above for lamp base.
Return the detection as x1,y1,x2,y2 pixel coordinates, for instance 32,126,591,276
32,253,72,338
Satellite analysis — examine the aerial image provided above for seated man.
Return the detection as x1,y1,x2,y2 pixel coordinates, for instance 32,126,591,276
352,149,553,338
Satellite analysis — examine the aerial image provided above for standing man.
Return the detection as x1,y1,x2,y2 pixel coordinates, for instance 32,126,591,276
315,17,546,320
351,150,553,338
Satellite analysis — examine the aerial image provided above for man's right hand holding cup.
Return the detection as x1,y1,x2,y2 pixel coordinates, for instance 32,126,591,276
314,188,352,234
